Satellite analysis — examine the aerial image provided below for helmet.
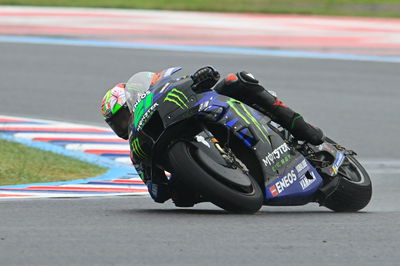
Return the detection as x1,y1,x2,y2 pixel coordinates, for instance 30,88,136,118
101,83,131,140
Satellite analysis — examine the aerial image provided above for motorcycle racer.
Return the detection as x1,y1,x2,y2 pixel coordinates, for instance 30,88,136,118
100,66,324,206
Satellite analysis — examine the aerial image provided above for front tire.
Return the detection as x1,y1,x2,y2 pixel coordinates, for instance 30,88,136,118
168,141,263,213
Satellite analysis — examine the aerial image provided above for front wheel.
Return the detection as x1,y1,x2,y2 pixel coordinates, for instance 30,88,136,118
168,141,263,213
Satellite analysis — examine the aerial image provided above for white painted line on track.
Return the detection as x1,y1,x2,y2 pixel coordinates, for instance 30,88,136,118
0,114,110,130
0,123,105,129
360,159,400,174
0,192,149,199
1,6,400,63
0,115,141,199
13,133,123,139
60,184,145,189
65,143,130,151
115,157,133,164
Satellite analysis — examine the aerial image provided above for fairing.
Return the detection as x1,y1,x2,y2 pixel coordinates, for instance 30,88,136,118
265,157,323,205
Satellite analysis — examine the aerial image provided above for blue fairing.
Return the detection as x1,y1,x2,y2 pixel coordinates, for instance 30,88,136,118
194,89,322,205
265,157,323,205
195,91,228,107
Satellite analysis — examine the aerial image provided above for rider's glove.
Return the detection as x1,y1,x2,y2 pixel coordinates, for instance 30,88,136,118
191,66,220,92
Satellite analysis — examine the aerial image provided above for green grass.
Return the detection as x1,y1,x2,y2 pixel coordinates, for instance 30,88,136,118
0,139,107,186
1,0,400,17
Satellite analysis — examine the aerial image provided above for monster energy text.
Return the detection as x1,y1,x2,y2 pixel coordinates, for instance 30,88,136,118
263,143,291,167
136,103,159,130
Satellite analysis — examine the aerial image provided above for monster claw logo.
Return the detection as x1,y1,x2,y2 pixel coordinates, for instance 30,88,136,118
227,99,270,144
131,138,147,159
164,88,189,109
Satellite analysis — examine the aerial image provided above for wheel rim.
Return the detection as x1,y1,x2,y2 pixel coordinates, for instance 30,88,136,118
191,145,256,194
338,157,366,184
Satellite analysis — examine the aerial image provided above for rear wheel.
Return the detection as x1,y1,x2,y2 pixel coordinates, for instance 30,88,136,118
168,141,263,213
322,155,372,212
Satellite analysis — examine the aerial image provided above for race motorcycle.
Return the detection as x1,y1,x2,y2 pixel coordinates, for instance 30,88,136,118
126,67,372,213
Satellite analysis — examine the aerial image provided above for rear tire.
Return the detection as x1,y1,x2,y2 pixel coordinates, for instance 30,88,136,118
322,155,372,212
168,141,263,213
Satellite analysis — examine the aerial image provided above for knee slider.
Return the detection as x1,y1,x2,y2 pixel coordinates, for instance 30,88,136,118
238,71,259,84
236,71,264,95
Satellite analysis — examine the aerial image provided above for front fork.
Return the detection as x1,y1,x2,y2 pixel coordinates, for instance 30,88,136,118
200,130,250,174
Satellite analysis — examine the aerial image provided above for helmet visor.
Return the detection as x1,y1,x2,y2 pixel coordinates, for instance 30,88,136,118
125,71,154,112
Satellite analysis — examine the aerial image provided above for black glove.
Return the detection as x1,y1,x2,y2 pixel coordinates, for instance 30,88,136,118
191,66,220,92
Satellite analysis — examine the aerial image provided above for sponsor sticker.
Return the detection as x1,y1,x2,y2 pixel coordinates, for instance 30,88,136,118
133,90,151,110
136,103,159,130
262,143,291,167
164,88,189,110
299,171,316,190
269,185,279,197
295,159,308,174
267,158,322,198
272,154,291,171
330,151,345,175
275,170,297,194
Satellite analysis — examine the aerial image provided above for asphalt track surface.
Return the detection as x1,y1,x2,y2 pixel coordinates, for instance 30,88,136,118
1,43,399,265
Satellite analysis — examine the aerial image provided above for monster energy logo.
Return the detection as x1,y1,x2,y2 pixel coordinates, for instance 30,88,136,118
164,88,189,109
131,138,147,159
134,92,156,129
227,99,270,143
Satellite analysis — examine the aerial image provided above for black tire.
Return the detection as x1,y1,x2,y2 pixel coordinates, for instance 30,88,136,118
168,141,263,213
323,155,372,212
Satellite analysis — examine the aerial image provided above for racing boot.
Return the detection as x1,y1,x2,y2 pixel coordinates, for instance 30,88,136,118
214,71,325,145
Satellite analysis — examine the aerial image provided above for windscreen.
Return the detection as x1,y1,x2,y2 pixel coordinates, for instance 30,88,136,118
125,71,155,112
